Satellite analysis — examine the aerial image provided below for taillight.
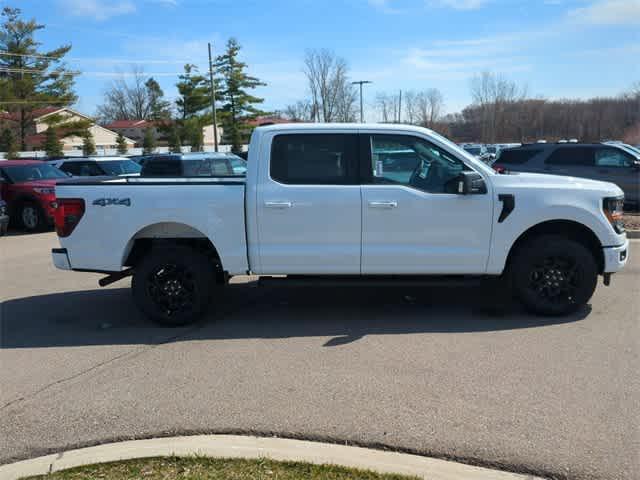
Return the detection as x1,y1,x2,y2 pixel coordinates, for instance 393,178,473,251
54,198,85,237
493,165,506,174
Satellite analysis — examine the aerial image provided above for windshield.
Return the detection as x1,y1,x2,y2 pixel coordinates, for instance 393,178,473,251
1,163,68,182
427,130,495,175
618,144,640,157
99,160,142,175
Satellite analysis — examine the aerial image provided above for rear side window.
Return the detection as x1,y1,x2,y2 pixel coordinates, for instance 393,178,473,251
60,161,103,176
496,149,541,164
545,147,594,166
270,134,358,185
141,156,182,176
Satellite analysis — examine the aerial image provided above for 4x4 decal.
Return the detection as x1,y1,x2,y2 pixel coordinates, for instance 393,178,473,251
92,198,131,207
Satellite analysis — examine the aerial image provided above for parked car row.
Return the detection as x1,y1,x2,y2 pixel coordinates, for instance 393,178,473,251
0,152,248,233
460,143,521,164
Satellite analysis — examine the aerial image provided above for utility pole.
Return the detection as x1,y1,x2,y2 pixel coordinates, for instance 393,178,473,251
207,42,219,152
398,89,402,123
351,80,372,123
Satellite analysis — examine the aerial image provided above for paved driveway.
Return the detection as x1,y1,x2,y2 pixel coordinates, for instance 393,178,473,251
1,232,638,480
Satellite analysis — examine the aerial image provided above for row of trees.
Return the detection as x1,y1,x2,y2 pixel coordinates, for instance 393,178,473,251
97,39,266,153
1,7,267,156
447,77,640,143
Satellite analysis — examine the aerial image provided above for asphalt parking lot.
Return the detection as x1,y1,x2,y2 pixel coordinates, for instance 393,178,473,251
1,232,638,480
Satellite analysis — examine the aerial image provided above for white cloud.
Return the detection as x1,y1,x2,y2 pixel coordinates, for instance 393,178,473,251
367,0,403,14
568,0,640,25
60,0,136,21
429,0,490,10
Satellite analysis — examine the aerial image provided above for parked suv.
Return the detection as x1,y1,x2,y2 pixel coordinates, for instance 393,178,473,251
140,152,247,177
0,160,69,232
48,156,142,177
492,143,640,206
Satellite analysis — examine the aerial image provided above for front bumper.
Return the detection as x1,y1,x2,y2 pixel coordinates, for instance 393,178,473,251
52,248,72,270
603,238,629,273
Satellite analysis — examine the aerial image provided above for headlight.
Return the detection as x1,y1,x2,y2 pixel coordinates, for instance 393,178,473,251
33,187,55,195
603,196,625,234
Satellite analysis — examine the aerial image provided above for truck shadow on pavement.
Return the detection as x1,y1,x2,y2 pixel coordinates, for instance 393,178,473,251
1,282,591,349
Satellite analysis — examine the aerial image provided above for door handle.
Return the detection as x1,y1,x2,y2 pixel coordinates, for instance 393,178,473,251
265,201,292,209
368,201,398,209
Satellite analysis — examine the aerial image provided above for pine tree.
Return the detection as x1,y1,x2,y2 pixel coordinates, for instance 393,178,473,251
142,128,156,154
0,7,77,150
168,125,182,153
175,64,211,120
182,118,203,152
0,128,18,159
43,127,63,158
116,133,128,155
82,132,96,156
214,38,266,153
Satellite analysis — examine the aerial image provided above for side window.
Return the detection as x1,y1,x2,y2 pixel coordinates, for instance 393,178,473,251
80,162,104,176
270,134,358,185
497,149,541,164
545,147,594,166
59,162,82,175
595,148,633,168
369,134,466,194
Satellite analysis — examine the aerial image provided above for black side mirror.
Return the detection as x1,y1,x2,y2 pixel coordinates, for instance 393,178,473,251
446,171,487,195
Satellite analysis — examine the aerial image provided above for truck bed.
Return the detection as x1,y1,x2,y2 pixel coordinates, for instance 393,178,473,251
55,177,248,274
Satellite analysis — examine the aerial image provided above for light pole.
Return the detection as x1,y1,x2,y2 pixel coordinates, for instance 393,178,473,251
352,80,372,123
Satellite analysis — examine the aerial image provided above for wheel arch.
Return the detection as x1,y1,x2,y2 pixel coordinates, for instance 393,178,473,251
505,219,605,274
122,222,225,282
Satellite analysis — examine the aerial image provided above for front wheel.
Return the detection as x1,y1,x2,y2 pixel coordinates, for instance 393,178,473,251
509,235,598,316
132,246,216,326
18,201,47,232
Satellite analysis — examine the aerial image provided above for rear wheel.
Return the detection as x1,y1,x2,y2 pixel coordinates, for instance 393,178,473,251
509,235,598,316
132,246,216,326
18,201,47,232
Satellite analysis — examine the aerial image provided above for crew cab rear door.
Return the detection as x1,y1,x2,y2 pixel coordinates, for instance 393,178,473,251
360,132,493,274
255,131,362,274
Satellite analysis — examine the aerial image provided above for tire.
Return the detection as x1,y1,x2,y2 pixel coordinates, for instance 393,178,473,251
132,246,216,326
508,235,598,316
18,201,47,232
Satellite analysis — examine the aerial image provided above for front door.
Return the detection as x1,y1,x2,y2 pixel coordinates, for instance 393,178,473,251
256,132,362,274
360,133,494,274
594,146,640,203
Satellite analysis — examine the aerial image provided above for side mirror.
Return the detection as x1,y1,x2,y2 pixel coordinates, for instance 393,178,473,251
633,160,640,169
446,171,487,195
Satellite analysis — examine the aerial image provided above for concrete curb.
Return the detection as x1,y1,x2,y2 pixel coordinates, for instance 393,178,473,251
626,230,640,239
0,435,543,480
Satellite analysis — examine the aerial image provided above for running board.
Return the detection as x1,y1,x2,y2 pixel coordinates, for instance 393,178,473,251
257,275,487,288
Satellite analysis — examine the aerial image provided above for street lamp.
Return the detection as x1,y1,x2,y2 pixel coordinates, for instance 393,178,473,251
351,80,372,123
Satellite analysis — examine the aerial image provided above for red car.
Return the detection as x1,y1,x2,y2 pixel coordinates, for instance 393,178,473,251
0,160,69,232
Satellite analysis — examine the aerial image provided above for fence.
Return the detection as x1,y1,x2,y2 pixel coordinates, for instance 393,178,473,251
0,144,247,159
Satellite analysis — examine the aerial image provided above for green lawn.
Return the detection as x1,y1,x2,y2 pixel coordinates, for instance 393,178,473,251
24,456,420,480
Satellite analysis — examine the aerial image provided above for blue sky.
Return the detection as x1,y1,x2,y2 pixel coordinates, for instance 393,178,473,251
6,0,640,120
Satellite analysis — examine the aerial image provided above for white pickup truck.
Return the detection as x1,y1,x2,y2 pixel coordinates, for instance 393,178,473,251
51,124,629,325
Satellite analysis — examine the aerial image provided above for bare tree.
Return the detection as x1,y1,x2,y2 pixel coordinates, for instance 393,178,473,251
375,91,400,123
283,100,314,122
415,89,444,127
470,71,526,142
303,49,357,122
96,66,171,122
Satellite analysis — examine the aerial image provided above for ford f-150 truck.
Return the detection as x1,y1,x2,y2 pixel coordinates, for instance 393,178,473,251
51,124,629,325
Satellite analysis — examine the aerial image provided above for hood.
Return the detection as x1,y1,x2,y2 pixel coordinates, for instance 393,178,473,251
14,179,59,188
493,171,623,196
